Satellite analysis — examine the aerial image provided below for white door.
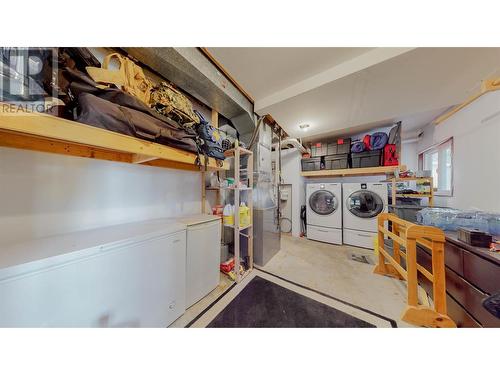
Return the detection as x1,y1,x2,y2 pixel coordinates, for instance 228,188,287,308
186,220,221,308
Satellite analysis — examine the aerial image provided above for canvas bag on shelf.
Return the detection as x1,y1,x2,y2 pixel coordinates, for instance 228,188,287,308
86,52,152,105
150,81,200,126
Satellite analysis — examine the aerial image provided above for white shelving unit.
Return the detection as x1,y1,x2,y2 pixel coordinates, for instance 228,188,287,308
223,147,254,283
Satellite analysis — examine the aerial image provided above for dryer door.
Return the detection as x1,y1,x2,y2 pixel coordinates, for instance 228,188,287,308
346,190,384,219
309,190,338,216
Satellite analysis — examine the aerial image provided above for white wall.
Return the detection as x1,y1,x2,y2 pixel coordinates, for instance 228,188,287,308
280,148,305,237
416,90,500,212
401,139,418,172
0,148,202,246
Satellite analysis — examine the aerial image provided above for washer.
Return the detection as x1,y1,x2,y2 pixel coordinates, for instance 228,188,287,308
306,183,342,244
342,182,388,249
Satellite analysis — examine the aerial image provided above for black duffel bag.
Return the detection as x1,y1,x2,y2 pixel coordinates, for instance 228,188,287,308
194,110,225,160
76,92,199,154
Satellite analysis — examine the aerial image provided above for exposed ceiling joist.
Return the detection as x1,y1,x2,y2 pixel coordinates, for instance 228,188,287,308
255,47,415,112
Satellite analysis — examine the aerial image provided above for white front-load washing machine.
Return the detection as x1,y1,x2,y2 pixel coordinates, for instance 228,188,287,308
342,182,388,249
306,183,342,244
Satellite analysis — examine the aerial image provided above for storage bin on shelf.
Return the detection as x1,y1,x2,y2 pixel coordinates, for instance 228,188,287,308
301,156,322,171
310,143,328,157
323,154,350,170
351,149,382,168
327,138,351,155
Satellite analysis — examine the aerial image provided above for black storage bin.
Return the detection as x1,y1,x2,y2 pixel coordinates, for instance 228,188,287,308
351,150,382,168
310,143,327,157
301,157,321,171
324,154,350,170
327,138,351,155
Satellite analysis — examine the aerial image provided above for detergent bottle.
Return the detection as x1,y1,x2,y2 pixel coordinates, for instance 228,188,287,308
239,202,250,227
223,204,234,225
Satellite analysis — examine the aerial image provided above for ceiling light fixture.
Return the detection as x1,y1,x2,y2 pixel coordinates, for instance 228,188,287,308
299,124,310,131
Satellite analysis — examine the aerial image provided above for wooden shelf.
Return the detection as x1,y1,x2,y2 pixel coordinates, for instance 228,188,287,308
224,147,253,157
223,223,252,230
0,108,228,172
220,186,252,191
389,176,434,207
395,193,432,198
383,177,433,182
301,165,403,178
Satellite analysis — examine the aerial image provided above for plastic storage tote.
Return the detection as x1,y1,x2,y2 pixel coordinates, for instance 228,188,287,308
327,138,351,155
324,154,350,170
351,150,382,168
301,157,321,171
310,143,327,157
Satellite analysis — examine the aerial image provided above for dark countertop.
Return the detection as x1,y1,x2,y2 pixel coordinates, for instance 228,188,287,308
445,231,500,266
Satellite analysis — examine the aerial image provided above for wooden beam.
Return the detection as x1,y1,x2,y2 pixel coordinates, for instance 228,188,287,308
0,130,133,163
198,47,255,104
211,109,218,128
201,170,206,213
434,78,500,125
301,165,405,178
132,154,160,164
0,107,228,170
141,158,201,172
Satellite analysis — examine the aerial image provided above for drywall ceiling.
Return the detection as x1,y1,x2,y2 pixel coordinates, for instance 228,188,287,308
208,47,374,99
207,47,500,140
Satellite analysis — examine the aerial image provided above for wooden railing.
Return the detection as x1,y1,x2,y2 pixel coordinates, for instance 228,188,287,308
374,213,456,328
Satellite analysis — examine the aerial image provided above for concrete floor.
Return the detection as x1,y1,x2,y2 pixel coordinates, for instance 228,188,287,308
171,235,423,327
261,234,416,327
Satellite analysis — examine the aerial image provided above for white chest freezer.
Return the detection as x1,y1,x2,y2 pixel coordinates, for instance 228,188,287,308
177,214,221,308
0,218,187,327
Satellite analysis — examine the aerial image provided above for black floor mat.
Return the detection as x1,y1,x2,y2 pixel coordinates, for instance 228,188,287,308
206,276,375,328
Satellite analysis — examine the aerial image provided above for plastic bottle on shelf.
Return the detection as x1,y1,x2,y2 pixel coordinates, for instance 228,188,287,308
239,202,250,227
223,204,234,226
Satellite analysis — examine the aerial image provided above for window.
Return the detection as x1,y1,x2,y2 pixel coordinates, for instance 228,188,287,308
419,138,453,196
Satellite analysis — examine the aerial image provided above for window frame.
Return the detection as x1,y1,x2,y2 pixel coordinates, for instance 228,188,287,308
418,137,454,197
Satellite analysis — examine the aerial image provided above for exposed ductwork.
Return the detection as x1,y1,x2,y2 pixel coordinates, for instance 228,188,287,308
121,47,255,135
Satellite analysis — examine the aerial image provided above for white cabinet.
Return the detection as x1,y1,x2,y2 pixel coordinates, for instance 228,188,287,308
0,219,187,327
177,215,221,308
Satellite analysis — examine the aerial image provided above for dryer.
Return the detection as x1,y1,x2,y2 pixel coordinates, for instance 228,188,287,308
306,183,342,244
342,182,388,249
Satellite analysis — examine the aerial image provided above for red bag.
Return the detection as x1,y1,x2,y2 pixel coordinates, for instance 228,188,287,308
363,135,371,151
383,144,399,166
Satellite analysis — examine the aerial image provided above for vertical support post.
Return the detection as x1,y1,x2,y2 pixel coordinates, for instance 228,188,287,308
211,109,218,128
406,238,419,307
201,170,206,214
248,150,254,270
377,215,386,271
391,178,397,205
432,241,447,315
234,148,241,282
393,222,400,265
428,177,434,207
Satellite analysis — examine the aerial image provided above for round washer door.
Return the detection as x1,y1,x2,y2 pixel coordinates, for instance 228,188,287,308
346,190,384,218
309,190,338,216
